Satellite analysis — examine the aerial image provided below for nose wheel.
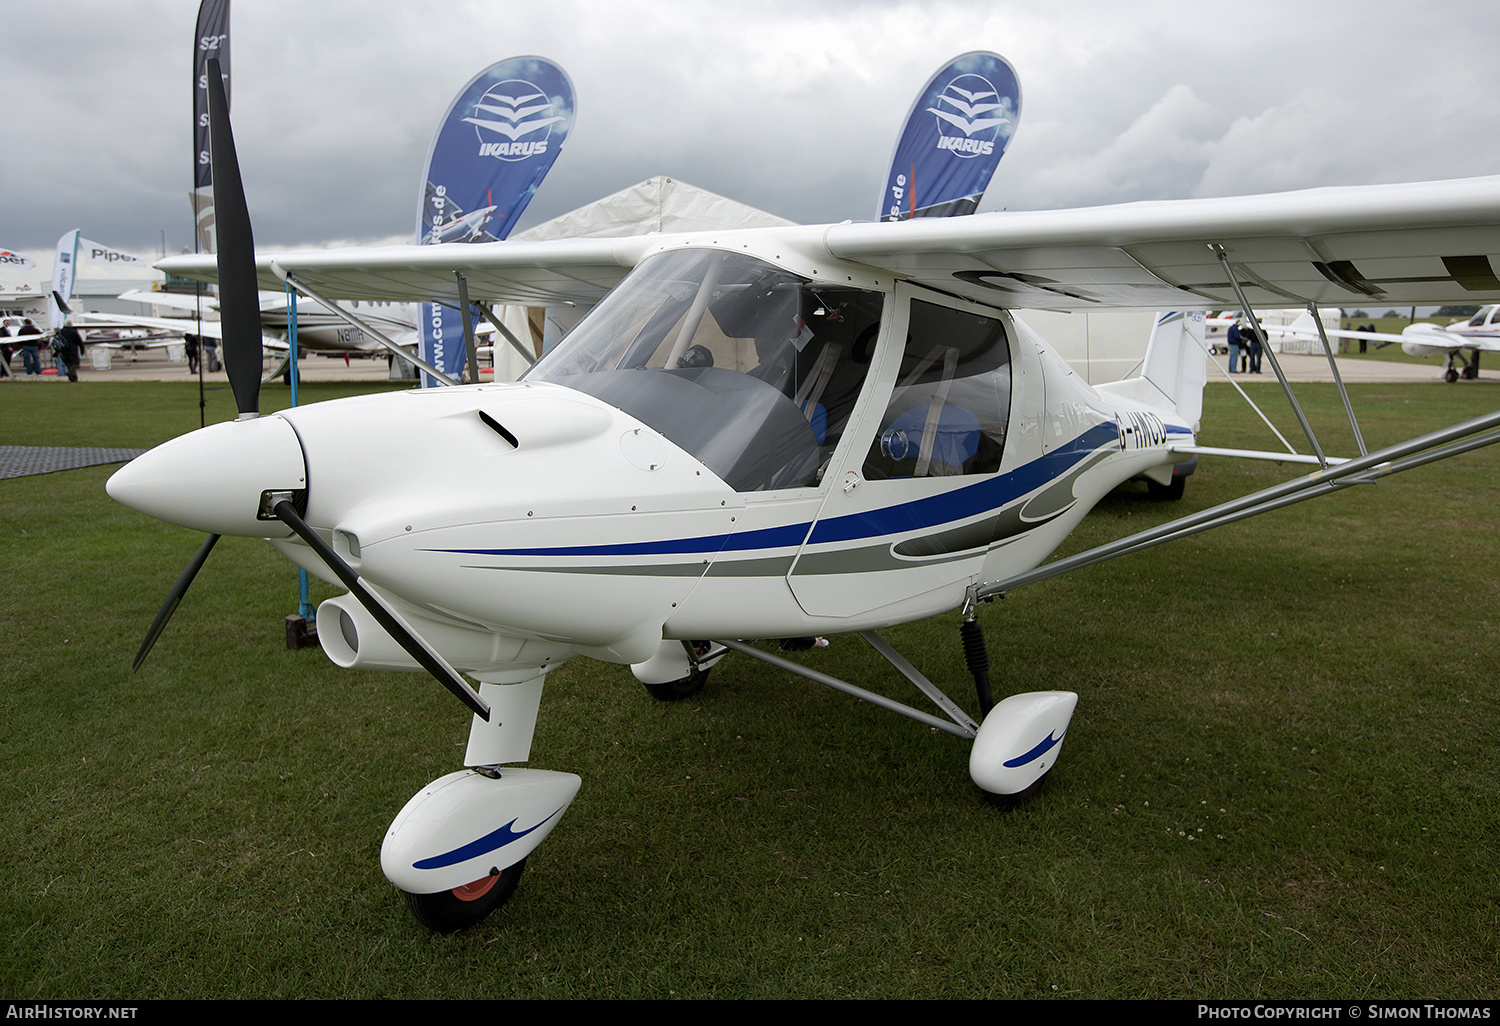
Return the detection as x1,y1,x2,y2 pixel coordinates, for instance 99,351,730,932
401,857,527,933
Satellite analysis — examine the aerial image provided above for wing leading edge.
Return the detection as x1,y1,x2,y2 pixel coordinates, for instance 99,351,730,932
156,176,1500,311
824,175,1500,311
157,235,652,309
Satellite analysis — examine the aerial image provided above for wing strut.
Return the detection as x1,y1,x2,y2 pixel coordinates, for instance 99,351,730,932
1303,300,1369,457
966,408,1500,607
474,301,536,366
268,264,460,386
435,298,536,368
1212,243,1328,468
717,635,981,739
454,271,480,384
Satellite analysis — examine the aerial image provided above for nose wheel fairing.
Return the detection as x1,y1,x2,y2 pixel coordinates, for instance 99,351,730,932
382,767,581,897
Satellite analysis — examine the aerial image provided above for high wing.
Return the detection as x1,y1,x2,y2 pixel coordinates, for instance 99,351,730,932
1400,323,1500,353
160,235,641,308
822,176,1500,311
1267,323,1413,347
72,310,299,353
116,289,214,313
74,309,222,339
1264,322,1500,353
157,176,1500,314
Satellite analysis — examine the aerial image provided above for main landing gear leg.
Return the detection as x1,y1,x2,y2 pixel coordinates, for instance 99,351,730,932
717,623,1077,803
960,616,995,716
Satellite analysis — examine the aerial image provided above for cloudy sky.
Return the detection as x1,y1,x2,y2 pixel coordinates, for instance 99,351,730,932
6,0,1500,260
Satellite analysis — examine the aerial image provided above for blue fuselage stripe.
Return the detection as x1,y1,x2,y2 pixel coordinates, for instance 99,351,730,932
432,421,1146,560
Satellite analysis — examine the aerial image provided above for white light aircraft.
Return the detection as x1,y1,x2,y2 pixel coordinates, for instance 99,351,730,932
1397,305,1500,381
108,61,1500,932
432,204,500,244
100,288,424,357
1213,307,1500,382
88,287,511,382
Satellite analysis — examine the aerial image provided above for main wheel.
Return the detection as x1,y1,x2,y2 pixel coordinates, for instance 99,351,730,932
642,667,709,701
402,857,527,933
1147,475,1185,501
1446,367,1460,383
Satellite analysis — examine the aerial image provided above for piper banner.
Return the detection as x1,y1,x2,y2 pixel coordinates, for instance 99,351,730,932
878,51,1020,222
416,56,575,386
81,239,149,267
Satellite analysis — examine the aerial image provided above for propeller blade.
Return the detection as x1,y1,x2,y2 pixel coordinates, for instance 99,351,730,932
204,56,262,418
51,290,72,316
270,499,490,720
133,533,221,672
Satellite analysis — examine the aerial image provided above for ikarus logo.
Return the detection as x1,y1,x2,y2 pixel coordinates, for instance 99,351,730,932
927,72,1012,159
464,79,565,162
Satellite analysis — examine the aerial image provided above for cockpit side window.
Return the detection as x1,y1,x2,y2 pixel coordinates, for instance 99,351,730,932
862,299,1010,479
525,250,882,492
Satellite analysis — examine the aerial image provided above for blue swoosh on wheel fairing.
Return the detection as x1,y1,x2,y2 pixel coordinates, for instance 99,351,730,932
412,806,564,869
1003,730,1064,768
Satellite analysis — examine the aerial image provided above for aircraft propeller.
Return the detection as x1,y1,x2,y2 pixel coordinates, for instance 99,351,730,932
128,60,490,721
203,57,263,419
131,533,219,671
131,57,254,670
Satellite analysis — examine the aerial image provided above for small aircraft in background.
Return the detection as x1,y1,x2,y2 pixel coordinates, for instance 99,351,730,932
106,59,1500,932
430,203,501,244
101,288,422,356
1210,306,1500,383
83,287,508,381
1397,305,1500,381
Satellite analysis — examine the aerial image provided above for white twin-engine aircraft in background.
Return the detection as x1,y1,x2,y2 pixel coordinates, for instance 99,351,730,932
99,287,424,357
1219,304,1500,382
106,64,1500,932
1396,305,1500,381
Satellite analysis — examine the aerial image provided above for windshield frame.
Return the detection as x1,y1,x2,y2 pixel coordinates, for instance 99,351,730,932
524,248,886,493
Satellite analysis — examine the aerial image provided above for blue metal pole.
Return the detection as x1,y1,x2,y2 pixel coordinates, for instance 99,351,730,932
286,278,314,620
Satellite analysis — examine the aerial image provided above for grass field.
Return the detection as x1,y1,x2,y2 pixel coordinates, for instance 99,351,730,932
2,379,1497,999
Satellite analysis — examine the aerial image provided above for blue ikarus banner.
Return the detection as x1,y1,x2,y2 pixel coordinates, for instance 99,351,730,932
416,56,575,385
878,52,1020,222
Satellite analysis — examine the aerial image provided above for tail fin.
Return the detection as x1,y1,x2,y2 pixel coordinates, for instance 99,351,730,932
1144,310,1207,426
1288,309,1318,336
1095,310,1208,427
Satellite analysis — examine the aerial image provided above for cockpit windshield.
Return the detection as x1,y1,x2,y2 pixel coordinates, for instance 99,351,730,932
525,249,883,491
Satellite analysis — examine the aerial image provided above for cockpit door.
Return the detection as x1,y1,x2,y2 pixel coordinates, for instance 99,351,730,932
787,284,1015,619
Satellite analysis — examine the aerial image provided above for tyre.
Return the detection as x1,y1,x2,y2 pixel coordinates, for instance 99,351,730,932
979,771,1050,808
642,667,709,701
402,857,527,933
1147,475,1185,501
